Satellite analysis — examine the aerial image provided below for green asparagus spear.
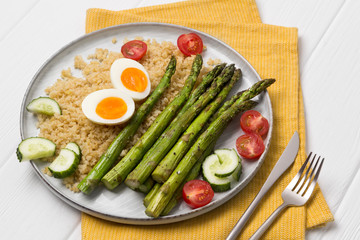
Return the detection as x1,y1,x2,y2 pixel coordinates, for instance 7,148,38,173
77,56,176,194
101,55,203,190
175,63,225,117
211,78,275,122
146,100,258,218
239,78,275,102
159,191,177,216
138,177,155,194
211,91,244,121
161,141,216,215
152,69,242,183
210,78,275,123
125,65,235,189
144,183,161,207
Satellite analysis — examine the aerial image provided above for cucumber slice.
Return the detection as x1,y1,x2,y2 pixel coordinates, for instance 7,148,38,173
202,154,231,192
214,148,240,178
16,137,56,162
48,148,79,178
26,97,61,116
65,142,81,159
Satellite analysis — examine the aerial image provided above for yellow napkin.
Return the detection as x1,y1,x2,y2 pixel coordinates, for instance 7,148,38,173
82,0,334,239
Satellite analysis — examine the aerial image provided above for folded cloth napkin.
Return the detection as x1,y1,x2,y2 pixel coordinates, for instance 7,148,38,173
82,0,334,239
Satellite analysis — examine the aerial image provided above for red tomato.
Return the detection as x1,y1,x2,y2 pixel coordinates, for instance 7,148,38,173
182,179,214,208
236,133,265,160
121,40,147,60
240,110,269,138
177,33,203,56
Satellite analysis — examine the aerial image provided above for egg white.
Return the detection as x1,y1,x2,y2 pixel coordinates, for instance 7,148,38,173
81,89,135,125
110,58,151,101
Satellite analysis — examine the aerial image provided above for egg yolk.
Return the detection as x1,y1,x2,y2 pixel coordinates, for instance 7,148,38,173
121,67,148,92
95,97,127,119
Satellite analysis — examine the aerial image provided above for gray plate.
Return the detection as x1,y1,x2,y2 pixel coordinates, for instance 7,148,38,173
20,22,272,225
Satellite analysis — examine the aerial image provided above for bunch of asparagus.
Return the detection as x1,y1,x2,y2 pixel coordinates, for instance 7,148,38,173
77,54,275,217
145,78,275,217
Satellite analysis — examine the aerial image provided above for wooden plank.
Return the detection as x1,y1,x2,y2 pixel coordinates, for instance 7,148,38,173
320,167,360,239
0,0,39,41
67,223,82,240
301,0,360,211
298,0,360,238
0,153,80,239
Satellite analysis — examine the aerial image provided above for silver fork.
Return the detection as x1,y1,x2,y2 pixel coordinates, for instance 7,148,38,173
249,152,324,240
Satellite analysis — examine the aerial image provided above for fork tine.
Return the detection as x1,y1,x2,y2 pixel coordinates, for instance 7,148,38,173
287,152,312,190
293,153,316,192
303,157,324,199
297,155,320,195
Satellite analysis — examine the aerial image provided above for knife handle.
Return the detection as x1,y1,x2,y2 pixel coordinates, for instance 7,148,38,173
226,183,271,240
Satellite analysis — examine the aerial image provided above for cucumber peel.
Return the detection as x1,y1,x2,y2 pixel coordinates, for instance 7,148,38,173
232,160,242,181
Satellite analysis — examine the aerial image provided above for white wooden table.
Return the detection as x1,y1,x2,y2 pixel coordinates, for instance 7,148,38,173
1,0,358,239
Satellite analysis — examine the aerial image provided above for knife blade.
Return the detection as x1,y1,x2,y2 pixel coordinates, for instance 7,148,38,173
226,131,300,240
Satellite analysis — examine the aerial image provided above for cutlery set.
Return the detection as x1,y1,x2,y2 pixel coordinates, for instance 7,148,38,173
227,132,324,239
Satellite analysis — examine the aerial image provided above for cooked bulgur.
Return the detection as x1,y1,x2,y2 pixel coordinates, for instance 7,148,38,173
38,39,212,192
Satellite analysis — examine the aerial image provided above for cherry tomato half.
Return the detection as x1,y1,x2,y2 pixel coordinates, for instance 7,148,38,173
236,133,265,160
182,179,214,209
177,33,204,56
240,110,269,138
121,40,147,60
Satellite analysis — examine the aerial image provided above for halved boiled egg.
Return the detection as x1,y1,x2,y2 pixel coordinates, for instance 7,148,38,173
81,89,135,125
110,58,151,101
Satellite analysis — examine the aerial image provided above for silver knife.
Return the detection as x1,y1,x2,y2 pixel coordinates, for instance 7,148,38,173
226,131,299,240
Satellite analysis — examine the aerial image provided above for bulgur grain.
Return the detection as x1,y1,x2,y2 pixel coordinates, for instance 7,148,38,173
38,39,213,192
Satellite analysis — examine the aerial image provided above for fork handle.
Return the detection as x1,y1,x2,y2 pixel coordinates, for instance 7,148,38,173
249,203,289,240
